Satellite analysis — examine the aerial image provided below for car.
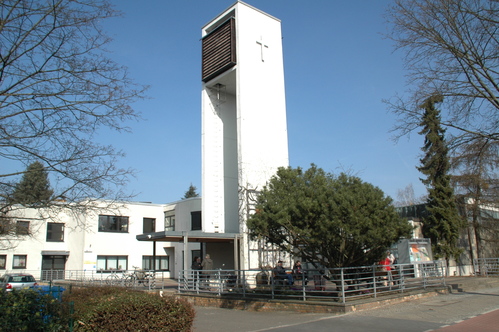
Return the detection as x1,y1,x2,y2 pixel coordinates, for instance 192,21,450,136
0,273,38,292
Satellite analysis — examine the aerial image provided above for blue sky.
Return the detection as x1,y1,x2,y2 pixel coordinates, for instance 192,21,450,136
102,0,426,204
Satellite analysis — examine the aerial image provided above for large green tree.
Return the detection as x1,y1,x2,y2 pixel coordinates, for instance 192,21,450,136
247,165,412,268
417,96,464,265
12,161,53,206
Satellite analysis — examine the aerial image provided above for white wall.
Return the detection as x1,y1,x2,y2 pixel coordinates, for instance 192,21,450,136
82,201,167,273
0,201,193,279
201,2,289,269
164,198,203,276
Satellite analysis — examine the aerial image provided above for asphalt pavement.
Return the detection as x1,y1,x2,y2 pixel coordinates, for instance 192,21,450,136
192,286,499,331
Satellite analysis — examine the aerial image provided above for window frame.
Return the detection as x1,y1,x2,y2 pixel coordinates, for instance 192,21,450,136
16,220,30,235
98,215,129,233
0,255,6,270
142,255,169,271
96,255,128,272
191,211,202,231
164,210,175,231
46,222,65,242
13,255,27,269
143,217,156,233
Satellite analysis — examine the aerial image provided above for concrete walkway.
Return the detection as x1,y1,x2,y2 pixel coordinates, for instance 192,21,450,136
190,278,499,331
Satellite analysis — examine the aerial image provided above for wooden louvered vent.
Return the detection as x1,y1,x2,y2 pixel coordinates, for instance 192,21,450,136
202,18,236,82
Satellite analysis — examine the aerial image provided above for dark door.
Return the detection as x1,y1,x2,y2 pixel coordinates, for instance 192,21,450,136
41,255,66,281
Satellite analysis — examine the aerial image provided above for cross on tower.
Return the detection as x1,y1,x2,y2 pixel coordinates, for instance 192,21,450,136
256,36,268,62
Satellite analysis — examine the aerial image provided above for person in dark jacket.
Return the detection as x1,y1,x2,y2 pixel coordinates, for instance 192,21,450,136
273,260,293,285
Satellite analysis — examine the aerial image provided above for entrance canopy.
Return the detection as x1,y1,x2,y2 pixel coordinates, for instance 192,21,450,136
41,250,70,256
136,231,240,243
136,231,242,271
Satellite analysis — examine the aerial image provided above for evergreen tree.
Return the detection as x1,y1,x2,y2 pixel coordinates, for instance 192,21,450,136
13,161,53,206
182,184,199,199
417,96,464,267
247,165,412,268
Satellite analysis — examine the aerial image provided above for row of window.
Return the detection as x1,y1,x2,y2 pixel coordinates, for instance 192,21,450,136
0,255,27,269
0,254,169,271
98,211,202,233
7,211,202,241
165,211,201,232
2,221,65,241
96,255,169,271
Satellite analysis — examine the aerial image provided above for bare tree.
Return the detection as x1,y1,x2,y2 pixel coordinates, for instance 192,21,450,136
385,0,499,147
395,183,426,207
0,0,146,246
452,138,499,259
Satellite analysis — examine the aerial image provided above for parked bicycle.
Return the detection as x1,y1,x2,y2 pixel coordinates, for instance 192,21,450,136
124,267,155,288
105,270,127,286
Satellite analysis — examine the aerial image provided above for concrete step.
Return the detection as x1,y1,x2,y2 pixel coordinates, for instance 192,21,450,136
445,276,499,293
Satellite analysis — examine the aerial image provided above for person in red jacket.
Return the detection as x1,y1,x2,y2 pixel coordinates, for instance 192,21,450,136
378,252,393,286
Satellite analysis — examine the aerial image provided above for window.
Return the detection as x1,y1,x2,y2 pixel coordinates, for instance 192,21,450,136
191,211,201,230
96,256,127,272
165,210,175,231
142,256,169,271
13,255,27,269
46,223,64,242
98,215,129,233
16,220,30,235
0,221,9,234
143,218,156,233
0,255,6,270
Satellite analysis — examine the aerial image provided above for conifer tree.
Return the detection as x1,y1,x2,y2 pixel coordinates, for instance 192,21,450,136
182,184,199,199
417,95,464,268
13,161,53,206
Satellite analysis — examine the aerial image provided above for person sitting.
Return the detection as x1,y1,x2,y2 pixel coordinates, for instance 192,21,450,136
292,261,308,285
273,260,293,285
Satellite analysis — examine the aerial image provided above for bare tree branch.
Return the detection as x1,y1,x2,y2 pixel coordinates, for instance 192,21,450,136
0,0,147,247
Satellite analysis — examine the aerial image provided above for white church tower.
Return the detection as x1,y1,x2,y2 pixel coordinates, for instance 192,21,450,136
201,2,288,269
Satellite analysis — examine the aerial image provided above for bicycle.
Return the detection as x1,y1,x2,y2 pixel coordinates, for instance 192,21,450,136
105,270,126,286
124,267,155,288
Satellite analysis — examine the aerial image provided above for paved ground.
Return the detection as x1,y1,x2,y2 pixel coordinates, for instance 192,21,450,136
186,278,499,332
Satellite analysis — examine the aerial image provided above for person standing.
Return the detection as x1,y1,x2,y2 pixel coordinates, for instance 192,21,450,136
379,252,393,286
201,254,213,271
191,256,202,288
201,254,214,289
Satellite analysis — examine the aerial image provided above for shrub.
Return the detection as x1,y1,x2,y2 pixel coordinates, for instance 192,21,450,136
0,289,69,331
63,286,194,332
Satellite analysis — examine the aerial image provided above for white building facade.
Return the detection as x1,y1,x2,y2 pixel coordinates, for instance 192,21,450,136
0,199,202,280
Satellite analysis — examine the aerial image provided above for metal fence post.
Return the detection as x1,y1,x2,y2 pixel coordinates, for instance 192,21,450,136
69,301,74,332
217,270,222,296
341,268,346,304
242,270,246,298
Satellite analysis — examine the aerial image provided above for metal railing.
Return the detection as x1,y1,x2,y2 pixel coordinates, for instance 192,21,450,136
178,261,446,303
2,269,160,290
473,258,499,276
